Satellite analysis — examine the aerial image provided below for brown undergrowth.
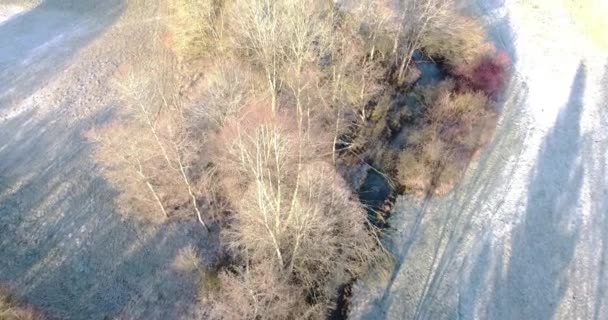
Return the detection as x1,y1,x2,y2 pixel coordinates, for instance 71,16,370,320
0,288,43,320
85,0,508,318
340,11,508,199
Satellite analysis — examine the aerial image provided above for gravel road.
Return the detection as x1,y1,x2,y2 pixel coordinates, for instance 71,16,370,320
351,1,608,319
0,1,214,319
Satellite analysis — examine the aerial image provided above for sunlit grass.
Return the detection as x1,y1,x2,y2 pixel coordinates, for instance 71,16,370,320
521,0,608,50
564,0,608,50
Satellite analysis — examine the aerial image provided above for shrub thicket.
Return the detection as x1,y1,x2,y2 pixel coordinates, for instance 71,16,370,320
169,0,229,60
87,0,503,317
397,81,495,195
420,9,494,71
0,289,42,320
201,106,381,318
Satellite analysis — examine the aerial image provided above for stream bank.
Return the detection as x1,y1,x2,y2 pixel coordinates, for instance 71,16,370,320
332,39,507,317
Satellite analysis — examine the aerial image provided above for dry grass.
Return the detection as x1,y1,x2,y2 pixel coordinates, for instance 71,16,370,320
564,0,608,49
520,0,608,50
0,289,42,320
420,9,495,70
168,0,229,60
397,81,495,195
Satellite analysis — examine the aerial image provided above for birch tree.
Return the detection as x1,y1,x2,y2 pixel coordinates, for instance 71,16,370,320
230,0,333,118
215,118,380,317
230,0,285,114
89,67,212,229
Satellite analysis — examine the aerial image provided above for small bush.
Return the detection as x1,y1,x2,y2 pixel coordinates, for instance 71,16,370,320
173,246,202,272
459,51,510,99
0,288,42,320
427,86,490,147
397,149,430,193
207,262,308,320
199,268,222,304
420,10,495,71
397,80,495,194
169,0,228,60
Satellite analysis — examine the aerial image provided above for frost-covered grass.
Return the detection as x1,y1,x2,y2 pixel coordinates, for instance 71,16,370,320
520,0,608,49
564,0,608,49
0,4,28,25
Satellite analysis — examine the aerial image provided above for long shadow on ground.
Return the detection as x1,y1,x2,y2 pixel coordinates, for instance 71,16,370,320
0,107,219,319
591,62,608,320
357,5,521,319
465,64,587,320
494,63,585,318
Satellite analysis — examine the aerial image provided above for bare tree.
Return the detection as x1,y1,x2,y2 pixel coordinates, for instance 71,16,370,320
170,0,230,60
229,0,285,114
89,65,212,229
279,0,333,129
313,9,386,163
417,4,494,71
390,0,453,82
206,261,314,320
229,0,333,117
215,117,380,316
189,58,259,130
87,120,175,223
341,0,396,61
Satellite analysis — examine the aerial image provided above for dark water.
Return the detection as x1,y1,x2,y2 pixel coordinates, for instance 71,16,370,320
328,170,393,320
330,51,448,320
413,50,448,86
389,51,448,148
359,170,391,208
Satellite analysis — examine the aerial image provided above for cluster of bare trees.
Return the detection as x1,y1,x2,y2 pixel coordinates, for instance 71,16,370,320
88,64,214,229
90,0,390,316
208,114,381,318
88,0,500,318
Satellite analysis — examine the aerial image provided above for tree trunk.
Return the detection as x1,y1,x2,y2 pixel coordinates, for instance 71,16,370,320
177,152,209,231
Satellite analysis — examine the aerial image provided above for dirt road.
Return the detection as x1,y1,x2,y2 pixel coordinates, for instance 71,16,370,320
352,1,608,319
0,2,213,319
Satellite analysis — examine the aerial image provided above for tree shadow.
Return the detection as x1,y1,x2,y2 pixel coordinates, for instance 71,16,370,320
359,72,529,320
0,107,219,319
0,0,124,109
407,77,529,320
461,63,586,320
590,62,608,320
355,5,521,319
466,0,516,66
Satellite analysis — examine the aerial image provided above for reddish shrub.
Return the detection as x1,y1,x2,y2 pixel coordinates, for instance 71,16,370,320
458,50,510,99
